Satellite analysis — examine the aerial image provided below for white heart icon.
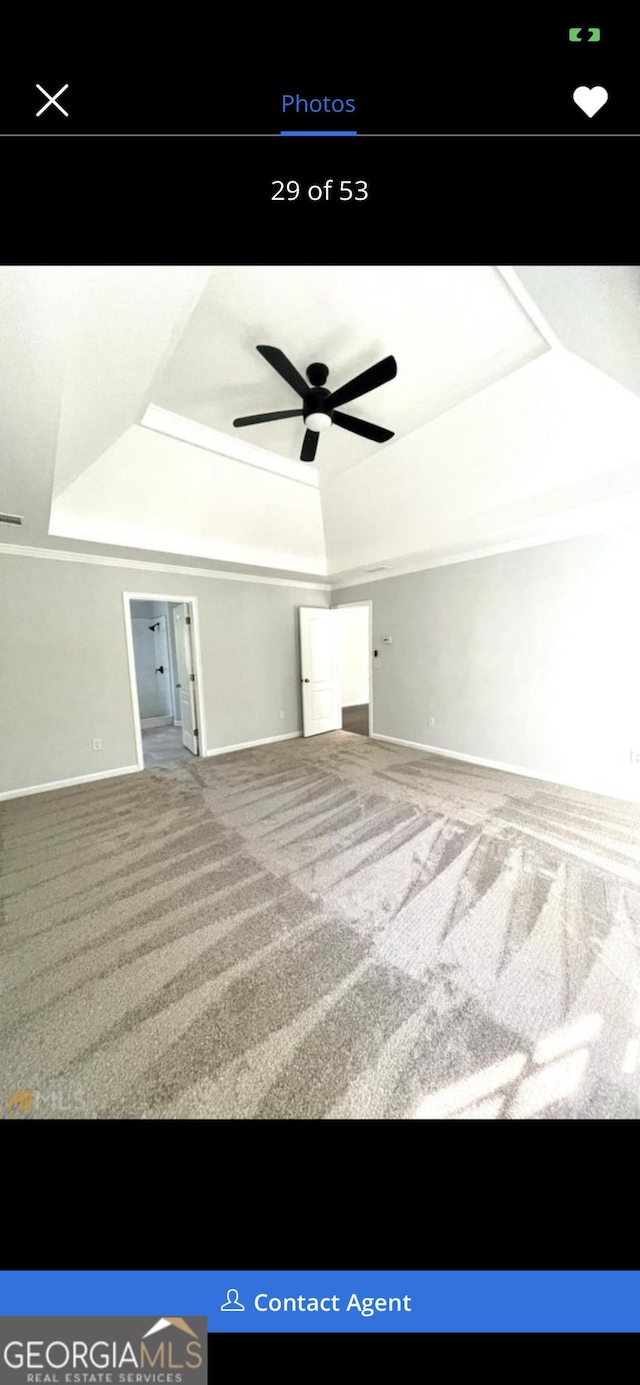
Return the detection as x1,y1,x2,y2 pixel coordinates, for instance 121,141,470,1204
573,86,608,117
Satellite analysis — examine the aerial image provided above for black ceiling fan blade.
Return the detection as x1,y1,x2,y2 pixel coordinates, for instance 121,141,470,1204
333,412,395,443
256,345,309,398
327,355,397,409
300,429,319,463
234,410,303,427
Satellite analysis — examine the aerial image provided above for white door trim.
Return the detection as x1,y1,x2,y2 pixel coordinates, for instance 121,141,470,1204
123,592,208,766
331,599,374,737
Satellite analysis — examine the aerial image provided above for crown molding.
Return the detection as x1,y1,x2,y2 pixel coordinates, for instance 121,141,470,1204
0,543,330,590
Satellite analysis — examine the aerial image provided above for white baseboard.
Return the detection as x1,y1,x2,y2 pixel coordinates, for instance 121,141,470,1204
206,732,300,757
0,764,141,802
370,733,640,802
140,715,173,729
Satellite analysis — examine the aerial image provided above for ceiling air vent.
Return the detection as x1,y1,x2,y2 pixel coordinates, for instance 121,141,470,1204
0,513,23,526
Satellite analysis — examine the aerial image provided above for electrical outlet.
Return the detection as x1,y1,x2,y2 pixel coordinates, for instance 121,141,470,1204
428,717,435,728
631,749,640,765
92,738,102,751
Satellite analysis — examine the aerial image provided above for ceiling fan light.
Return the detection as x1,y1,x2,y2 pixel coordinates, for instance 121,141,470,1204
305,411,333,432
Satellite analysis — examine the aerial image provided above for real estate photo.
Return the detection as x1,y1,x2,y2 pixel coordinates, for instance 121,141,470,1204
2,264,640,1120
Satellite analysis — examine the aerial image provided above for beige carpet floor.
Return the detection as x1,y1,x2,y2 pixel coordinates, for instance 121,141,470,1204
2,732,640,1120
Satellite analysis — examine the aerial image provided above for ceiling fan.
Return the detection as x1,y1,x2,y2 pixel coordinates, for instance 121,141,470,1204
233,345,397,462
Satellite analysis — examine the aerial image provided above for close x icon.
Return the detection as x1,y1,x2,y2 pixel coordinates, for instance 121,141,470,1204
35,83,69,117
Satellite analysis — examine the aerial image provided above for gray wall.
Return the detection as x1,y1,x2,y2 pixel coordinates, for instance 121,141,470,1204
335,531,640,795
6,532,640,799
0,555,328,794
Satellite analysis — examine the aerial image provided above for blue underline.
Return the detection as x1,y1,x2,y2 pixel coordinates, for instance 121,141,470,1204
280,130,358,136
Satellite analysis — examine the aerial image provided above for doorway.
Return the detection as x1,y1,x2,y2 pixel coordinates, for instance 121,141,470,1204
298,602,372,738
124,593,206,770
336,603,371,736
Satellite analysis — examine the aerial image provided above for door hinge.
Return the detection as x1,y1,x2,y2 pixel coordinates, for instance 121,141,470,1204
194,727,198,736
185,615,191,625
190,673,195,681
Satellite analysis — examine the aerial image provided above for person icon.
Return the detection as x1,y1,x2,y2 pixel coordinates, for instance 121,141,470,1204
221,1289,245,1312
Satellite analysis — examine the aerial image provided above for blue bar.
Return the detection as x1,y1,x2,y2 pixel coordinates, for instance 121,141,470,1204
280,130,357,136
2,1271,640,1332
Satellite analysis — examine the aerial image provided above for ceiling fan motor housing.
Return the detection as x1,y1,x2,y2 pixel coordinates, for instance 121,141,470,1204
303,383,332,430
304,365,332,431
306,362,329,386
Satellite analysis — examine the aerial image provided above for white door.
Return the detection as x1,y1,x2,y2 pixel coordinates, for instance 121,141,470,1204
299,607,341,737
173,604,199,754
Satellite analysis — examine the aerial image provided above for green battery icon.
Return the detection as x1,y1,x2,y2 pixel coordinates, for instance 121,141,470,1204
569,27,600,41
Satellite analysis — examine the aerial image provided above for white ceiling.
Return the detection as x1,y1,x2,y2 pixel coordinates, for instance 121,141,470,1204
149,265,548,479
4,264,640,586
324,349,640,582
515,265,640,396
51,423,327,574
53,266,211,498
50,347,640,582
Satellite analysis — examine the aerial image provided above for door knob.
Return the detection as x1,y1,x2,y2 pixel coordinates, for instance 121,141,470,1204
302,677,310,683
155,666,165,674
